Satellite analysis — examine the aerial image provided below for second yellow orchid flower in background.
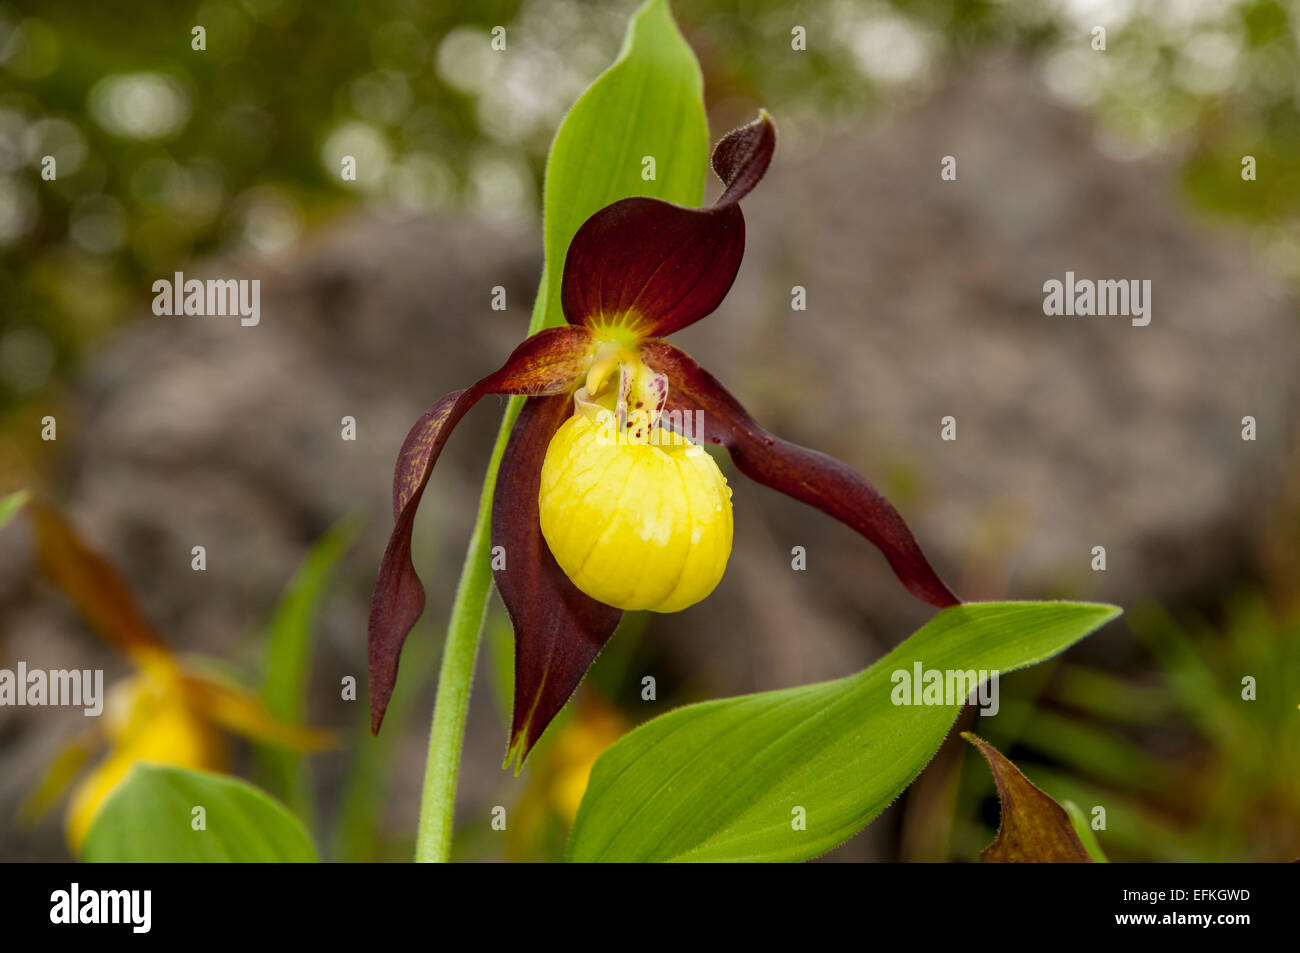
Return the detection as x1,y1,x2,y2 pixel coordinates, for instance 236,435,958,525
20,500,331,853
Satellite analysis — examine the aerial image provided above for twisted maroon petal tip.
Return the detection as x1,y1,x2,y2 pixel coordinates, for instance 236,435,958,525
712,110,776,207
642,340,960,610
368,325,596,734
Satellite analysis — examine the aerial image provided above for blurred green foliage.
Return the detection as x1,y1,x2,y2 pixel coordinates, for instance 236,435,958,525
3,0,1299,413
955,595,1300,862
255,515,357,828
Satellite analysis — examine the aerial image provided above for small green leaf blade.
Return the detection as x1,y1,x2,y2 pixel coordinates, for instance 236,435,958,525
1063,799,1110,863
256,517,356,820
82,764,318,862
567,601,1120,862
536,0,709,330
0,489,28,530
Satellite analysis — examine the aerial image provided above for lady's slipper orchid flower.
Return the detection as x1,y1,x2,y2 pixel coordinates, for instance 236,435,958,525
368,113,959,766
21,501,331,851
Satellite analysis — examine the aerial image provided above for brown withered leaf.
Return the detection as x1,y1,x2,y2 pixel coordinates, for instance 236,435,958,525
963,732,1093,863
28,499,171,664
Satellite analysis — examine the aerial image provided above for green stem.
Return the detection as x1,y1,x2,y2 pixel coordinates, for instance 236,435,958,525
414,276,550,863
413,395,524,862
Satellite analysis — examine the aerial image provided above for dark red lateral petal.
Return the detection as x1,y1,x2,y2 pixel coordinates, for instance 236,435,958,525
642,340,960,609
560,112,776,339
491,393,623,767
368,325,595,734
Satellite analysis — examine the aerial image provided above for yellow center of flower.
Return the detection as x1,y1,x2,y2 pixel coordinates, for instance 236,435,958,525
538,347,733,612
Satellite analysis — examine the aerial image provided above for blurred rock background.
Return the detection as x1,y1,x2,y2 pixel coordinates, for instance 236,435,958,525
2,0,1298,861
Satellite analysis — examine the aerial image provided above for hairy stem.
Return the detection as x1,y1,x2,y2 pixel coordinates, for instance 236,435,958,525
413,280,549,862
413,395,523,862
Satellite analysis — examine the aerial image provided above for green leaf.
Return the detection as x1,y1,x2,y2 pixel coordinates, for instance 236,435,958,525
535,0,708,331
82,764,318,862
567,601,1121,862
1062,800,1110,863
255,517,356,822
0,489,28,530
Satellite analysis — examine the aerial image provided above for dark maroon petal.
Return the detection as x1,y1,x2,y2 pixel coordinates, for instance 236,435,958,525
492,393,622,767
560,112,775,339
642,340,960,609
368,325,595,734
560,197,744,340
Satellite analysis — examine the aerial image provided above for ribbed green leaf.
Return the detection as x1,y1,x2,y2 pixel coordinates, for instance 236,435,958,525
83,764,318,862
568,601,1121,862
534,0,709,330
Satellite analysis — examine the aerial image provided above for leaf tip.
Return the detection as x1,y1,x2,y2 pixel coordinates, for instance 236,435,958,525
502,734,529,776
965,732,1093,863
